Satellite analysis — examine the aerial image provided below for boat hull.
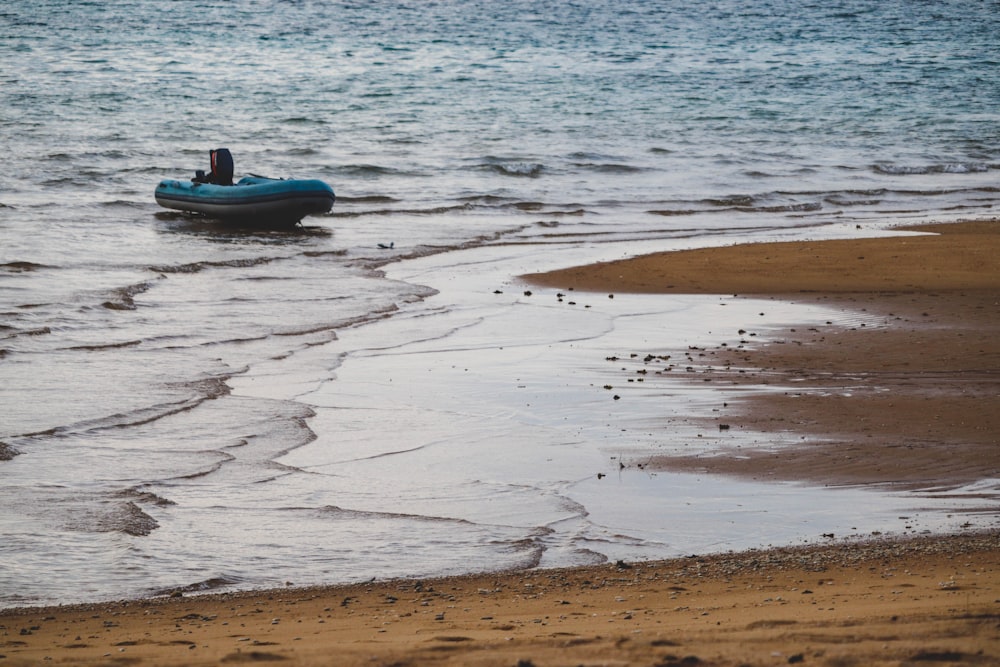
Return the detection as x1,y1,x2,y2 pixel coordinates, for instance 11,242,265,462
155,176,335,225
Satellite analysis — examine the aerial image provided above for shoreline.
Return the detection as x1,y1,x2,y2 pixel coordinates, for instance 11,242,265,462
4,220,998,665
2,531,997,666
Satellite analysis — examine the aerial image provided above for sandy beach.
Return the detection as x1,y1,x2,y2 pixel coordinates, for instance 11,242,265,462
1,533,996,667
3,221,998,666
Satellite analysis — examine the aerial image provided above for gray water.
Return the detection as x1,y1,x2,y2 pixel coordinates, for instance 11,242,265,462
2,0,999,607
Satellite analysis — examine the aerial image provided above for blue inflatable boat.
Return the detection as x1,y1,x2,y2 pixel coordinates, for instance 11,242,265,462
155,149,335,226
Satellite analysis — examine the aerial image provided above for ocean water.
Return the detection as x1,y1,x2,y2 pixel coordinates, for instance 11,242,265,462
2,0,999,607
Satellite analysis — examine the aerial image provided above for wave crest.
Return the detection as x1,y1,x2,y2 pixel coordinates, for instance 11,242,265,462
101,279,158,310
873,162,992,175
477,160,545,177
150,256,277,274
1,261,50,273
151,575,244,597
92,501,159,536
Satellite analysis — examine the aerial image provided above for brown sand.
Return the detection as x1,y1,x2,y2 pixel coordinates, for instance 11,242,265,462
3,222,999,666
2,533,997,666
526,221,1000,295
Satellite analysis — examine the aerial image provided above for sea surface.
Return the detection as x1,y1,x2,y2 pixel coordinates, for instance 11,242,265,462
2,0,999,607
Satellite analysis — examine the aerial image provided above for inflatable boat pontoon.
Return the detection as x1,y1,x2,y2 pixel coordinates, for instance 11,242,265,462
155,149,335,226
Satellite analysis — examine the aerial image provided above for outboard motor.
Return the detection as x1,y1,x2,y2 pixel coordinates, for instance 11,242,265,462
210,148,234,185
192,148,234,185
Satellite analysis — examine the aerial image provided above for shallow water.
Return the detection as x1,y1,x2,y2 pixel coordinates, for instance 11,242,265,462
2,0,999,607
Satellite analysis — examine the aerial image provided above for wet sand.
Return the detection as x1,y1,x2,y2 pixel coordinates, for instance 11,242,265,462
3,221,999,666
530,221,1000,491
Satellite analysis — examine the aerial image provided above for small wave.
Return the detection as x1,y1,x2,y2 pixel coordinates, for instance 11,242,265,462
117,488,176,507
150,256,277,274
333,164,417,178
0,442,21,461
316,504,479,526
336,195,399,204
542,208,586,217
330,203,472,218
736,202,823,213
303,249,349,258
171,376,232,401
275,325,339,343
23,375,235,440
67,339,142,351
482,162,545,177
572,162,646,174
101,279,156,311
6,326,53,338
170,451,235,481
824,195,882,206
567,151,617,162
703,195,755,207
840,188,888,196
0,261,50,273
457,194,514,206
99,200,147,209
873,162,991,175
151,575,244,597
93,501,159,536
648,208,705,217
500,536,546,569
456,197,583,215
